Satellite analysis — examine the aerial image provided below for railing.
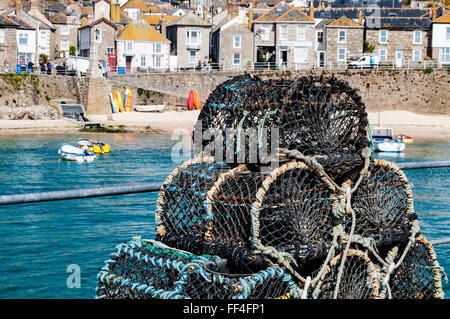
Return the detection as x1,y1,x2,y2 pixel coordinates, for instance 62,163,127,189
0,160,448,206
2,60,448,77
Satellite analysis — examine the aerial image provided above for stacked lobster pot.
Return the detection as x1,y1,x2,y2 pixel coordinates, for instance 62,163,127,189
96,75,445,299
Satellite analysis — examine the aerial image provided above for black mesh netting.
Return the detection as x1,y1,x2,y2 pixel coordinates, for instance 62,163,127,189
387,235,444,299
96,239,301,299
194,75,369,169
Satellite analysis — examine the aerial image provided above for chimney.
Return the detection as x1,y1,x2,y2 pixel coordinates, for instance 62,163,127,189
310,3,314,19
248,8,253,30
15,0,22,17
30,0,38,11
203,6,207,22
358,9,362,25
110,0,120,23
431,7,437,20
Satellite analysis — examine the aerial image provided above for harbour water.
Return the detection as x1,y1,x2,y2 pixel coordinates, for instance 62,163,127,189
0,133,448,299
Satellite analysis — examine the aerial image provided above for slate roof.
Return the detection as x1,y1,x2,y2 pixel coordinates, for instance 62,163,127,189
166,11,211,27
0,14,19,27
7,16,35,30
254,0,313,22
365,17,432,29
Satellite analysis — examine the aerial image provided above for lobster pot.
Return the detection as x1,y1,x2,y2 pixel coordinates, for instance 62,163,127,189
155,155,235,239
157,158,338,274
312,249,380,299
96,239,302,299
348,159,417,248
386,235,445,299
280,76,369,160
194,75,288,165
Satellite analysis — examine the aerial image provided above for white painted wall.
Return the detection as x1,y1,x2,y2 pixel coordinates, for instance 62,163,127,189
94,1,111,21
432,23,450,48
116,40,171,70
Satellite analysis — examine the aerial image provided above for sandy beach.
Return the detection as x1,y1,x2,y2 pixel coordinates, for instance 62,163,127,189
0,110,448,142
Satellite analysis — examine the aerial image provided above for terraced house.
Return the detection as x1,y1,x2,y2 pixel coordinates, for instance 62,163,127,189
315,13,364,67
431,10,450,64
116,20,171,71
252,1,315,69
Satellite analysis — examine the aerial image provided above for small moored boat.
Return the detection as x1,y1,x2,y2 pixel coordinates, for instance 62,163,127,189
372,127,405,153
395,134,414,144
134,105,165,112
58,144,96,162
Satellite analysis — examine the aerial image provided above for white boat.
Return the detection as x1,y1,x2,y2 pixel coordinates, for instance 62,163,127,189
134,104,165,112
58,144,96,162
372,127,405,153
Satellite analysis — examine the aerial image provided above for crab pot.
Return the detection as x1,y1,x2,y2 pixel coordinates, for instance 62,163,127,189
157,157,340,273
96,239,302,299
312,249,380,299
386,235,445,299
345,159,417,248
194,75,369,172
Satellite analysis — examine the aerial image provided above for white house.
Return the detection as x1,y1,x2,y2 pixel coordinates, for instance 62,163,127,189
431,11,450,65
7,16,36,65
116,20,171,71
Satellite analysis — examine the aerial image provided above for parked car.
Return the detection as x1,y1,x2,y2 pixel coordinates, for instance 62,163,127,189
347,55,379,69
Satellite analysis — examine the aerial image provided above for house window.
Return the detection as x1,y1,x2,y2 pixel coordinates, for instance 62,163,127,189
413,50,421,62
260,24,270,40
379,30,387,44
297,26,306,41
280,25,288,41
338,30,346,43
338,48,346,61
94,29,101,42
446,27,450,41
186,30,200,45
233,52,241,65
0,29,4,44
379,49,387,62
19,33,28,45
153,42,161,54
125,41,133,52
153,55,161,68
317,31,323,43
440,47,450,63
189,49,197,63
60,39,69,51
140,55,146,67
233,36,241,48
107,48,114,55
413,30,421,44
61,25,69,35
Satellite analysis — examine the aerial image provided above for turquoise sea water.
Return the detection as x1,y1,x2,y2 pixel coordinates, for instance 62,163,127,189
0,133,448,299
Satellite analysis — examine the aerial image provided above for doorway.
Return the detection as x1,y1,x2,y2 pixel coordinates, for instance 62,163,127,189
395,50,403,68
125,56,133,72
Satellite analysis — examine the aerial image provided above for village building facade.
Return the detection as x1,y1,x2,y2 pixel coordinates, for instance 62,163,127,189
166,11,211,68
252,1,316,69
116,20,171,71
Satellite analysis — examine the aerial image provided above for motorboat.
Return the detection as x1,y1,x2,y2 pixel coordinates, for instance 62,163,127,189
372,127,405,153
58,144,96,162
77,138,110,154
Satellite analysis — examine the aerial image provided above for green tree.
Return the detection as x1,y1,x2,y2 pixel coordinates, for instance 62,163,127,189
363,40,375,53
39,54,48,65
69,45,77,56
